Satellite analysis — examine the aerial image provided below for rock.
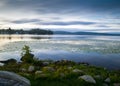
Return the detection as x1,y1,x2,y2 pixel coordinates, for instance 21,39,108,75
21,68,27,72
113,83,120,86
44,67,55,72
79,75,96,84
68,67,72,70
35,73,49,79
28,66,35,72
0,71,30,86
94,75,101,79
37,74,49,78
104,68,106,70
43,62,49,66
72,69,83,73
35,71,43,74
104,78,111,83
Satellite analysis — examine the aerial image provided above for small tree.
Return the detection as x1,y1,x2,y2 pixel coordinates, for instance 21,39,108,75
21,45,34,63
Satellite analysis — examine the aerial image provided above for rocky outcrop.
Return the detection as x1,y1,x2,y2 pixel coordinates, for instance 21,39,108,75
0,71,30,86
79,75,96,84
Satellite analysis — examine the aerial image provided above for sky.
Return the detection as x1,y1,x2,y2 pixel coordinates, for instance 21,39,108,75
0,0,120,33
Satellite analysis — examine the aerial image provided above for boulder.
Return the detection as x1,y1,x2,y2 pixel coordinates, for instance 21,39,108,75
94,75,102,79
21,68,27,72
72,69,83,73
28,66,35,72
67,66,72,70
79,75,96,84
43,67,55,72
104,78,111,83
0,71,30,86
35,71,43,74
43,62,49,66
35,74,49,79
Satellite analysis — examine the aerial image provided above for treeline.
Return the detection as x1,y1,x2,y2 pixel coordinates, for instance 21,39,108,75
0,28,53,35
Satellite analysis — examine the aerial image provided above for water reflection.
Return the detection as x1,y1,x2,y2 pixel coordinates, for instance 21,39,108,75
0,35,52,40
0,34,120,41
0,35,52,46
0,35,120,69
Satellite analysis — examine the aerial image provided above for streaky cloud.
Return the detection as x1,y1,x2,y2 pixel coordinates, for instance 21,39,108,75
11,19,42,24
38,21,96,25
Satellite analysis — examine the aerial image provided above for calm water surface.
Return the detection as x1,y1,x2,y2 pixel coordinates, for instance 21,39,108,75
0,35,120,70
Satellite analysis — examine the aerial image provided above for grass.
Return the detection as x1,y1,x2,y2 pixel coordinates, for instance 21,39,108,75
0,60,119,86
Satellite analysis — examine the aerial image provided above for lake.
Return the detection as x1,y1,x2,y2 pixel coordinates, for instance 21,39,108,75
0,34,120,70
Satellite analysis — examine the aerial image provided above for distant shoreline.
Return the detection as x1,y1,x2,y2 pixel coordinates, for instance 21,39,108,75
53,31,120,36
0,28,53,35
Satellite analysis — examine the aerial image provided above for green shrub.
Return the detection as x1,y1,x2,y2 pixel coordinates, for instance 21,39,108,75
21,45,34,63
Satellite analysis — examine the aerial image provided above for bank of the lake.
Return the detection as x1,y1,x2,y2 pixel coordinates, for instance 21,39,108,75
0,59,120,86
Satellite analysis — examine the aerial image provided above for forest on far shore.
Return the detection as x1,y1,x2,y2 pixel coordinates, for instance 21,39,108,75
0,28,53,35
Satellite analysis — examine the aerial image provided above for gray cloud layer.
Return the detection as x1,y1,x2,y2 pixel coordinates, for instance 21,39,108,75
0,0,120,32
11,19,96,25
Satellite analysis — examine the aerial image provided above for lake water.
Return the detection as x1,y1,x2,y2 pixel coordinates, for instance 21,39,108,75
0,34,120,70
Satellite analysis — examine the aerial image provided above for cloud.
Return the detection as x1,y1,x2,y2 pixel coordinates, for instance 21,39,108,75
0,0,120,33
2,0,120,15
0,0,9,8
39,21,96,25
96,25,109,28
10,17,97,26
11,19,42,24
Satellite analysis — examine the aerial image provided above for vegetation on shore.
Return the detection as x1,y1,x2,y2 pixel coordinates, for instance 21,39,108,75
0,28,53,35
0,45,120,86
